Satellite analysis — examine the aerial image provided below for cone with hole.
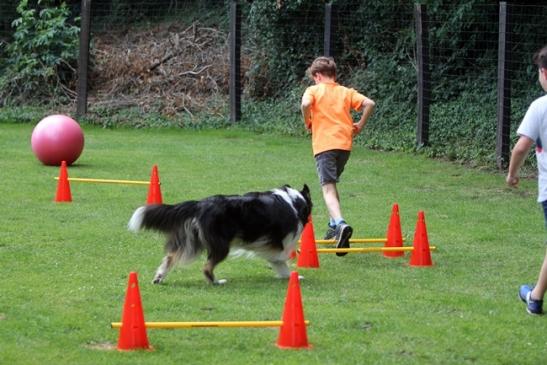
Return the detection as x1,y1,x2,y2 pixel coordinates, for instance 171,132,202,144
384,203,404,258
409,211,433,267
54,160,72,202
116,272,151,351
276,271,310,349
297,217,319,268
146,165,163,205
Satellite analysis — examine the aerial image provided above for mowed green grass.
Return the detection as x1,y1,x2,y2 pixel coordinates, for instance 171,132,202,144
0,123,545,364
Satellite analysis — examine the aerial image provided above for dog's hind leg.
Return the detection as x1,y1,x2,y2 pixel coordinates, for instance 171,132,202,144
203,246,230,285
269,260,291,279
153,253,176,284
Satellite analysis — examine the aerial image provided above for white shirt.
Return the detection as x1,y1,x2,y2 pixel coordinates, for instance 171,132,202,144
517,94,547,202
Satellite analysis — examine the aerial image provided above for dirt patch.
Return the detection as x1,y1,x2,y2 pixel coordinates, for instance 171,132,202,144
89,21,234,117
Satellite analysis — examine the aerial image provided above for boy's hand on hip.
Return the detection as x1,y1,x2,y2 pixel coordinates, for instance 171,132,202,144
352,124,361,136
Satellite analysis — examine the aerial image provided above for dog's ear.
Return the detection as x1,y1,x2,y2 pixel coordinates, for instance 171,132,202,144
301,184,313,214
301,184,310,197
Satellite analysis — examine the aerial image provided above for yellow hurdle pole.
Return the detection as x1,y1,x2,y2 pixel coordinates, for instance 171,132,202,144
54,177,152,186
310,238,407,245
111,320,310,329
315,246,437,254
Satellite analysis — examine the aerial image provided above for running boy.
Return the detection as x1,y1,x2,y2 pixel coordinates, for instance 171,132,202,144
506,45,547,315
301,56,375,256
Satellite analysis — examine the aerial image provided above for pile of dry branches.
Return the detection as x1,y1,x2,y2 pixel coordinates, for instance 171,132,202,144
89,21,229,116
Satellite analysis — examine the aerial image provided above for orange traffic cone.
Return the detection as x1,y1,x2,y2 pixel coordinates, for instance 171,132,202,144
54,160,72,202
297,217,319,268
276,271,310,349
146,165,162,205
409,211,433,267
117,272,151,351
384,203,404,258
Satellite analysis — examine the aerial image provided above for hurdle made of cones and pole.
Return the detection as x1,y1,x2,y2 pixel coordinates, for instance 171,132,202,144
54,162,162,204
112,271,311,351
296,204,435,268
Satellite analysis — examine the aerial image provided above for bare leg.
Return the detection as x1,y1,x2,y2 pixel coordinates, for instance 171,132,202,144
153,253,176,284
531,248,547,301
321,182,342,221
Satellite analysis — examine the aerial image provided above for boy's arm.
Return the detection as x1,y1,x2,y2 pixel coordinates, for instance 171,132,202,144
506,135,534,187
353,97,376,135
301,95,313,130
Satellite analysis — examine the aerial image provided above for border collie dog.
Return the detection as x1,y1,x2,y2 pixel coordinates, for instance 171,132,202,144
128,184,312,285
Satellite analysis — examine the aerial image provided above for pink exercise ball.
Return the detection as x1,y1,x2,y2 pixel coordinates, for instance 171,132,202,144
31,115,85,166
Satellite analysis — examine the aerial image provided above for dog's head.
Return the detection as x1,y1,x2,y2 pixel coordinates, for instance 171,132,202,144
281,184,313,224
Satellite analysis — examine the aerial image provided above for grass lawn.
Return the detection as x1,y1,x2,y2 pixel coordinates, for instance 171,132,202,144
0,123,545,364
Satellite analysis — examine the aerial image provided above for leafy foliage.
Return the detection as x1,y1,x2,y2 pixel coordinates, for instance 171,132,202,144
0,0,80,106
245,0,323,98
90,0,228,31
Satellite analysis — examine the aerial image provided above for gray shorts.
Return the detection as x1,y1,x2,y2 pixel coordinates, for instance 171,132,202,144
315,149,350,186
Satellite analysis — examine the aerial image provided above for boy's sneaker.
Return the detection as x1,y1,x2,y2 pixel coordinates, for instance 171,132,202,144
518,284,544,315
334,222,353,257
324,225,336,240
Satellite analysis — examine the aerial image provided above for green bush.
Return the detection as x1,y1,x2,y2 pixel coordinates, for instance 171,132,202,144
240,0,545,168
245,0,323,98
0,0,80,106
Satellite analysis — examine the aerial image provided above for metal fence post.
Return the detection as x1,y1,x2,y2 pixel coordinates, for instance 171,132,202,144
229,0,241,122
76,0,91,117
415,4,430,147
324,2,333,57
496,1,511,169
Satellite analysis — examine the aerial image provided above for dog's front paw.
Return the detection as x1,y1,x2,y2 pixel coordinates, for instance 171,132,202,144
276,273,291,279
152,275,164,284
213,279,227,285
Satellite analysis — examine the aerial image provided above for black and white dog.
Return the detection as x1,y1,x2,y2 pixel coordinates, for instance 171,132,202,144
128,184,312,285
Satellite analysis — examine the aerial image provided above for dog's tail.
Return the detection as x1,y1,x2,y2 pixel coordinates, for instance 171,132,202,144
128,202,198,233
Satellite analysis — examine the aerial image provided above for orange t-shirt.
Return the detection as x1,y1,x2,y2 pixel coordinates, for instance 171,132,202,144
303,81,366,155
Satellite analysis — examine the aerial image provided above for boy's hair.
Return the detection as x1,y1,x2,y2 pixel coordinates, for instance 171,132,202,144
306,56,336,79
533,45,547,69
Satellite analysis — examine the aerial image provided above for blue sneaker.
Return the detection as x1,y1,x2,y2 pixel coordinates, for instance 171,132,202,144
518,285,544,315
324,225,336,240
334,222,353,257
